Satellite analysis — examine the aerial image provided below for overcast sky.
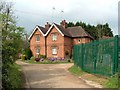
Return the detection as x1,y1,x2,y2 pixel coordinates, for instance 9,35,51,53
10,0,119,35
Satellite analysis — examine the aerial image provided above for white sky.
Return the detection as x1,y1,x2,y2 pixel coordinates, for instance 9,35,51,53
9,0,119,35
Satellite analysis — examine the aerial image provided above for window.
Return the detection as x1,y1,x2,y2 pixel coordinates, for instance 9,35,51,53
78,39,81,43
36,48,40,55
36,35,40,41
52,47,57,55
52,33,57,41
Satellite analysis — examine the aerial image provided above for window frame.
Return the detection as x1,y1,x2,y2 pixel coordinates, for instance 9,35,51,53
52,47,57,55
52,33,57,41
36,35,40,42
36,48,40,55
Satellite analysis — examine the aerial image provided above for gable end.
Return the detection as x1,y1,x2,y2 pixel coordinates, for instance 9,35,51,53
28,26,45,40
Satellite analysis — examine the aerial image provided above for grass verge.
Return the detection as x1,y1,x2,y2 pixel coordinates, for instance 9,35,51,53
68,65,118,88
8,63,22,88
68,65,85,76
103,74,118,88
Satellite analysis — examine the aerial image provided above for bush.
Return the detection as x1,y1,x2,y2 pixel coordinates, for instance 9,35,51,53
24,47,33,60
2,63,22,89
21,55,26,60
40,55,46,59
67,59,71,62
30,56,35,61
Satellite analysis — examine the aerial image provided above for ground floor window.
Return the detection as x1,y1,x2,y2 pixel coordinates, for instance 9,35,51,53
36,48,40,55
52,47,57,55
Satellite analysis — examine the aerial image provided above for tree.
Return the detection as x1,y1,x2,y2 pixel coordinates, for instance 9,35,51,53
67,22,74,27
1,1,24,88
75,21,80,26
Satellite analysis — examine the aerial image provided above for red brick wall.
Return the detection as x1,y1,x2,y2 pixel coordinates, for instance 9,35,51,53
46,27,64,58
30,27,92,59
64,37,72,58
30,29,46,57
73,37,91,45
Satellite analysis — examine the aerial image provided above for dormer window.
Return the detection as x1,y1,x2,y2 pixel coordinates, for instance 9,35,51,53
36,35,40,41
52,33,57,41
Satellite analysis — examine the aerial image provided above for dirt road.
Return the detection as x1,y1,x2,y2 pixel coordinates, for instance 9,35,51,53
16,60,94,88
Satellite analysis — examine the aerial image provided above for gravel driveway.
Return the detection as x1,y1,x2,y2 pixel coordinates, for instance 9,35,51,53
16,60,94,88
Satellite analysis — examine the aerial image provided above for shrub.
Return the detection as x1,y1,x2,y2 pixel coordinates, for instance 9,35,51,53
30,56,35,61
26,48,33,60
2,63,22,89
21,55,26,60
67,59,71,62
24,47,33,60
40,55,46,59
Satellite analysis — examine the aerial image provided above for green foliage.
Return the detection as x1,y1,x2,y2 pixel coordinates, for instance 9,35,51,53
24,47,33,60
2,63,22,89
1,1,24,89
67,22,74,27
30,56,35,61
67,59,71,62
40,55,46,59
104,74,118,88
21,55,26,60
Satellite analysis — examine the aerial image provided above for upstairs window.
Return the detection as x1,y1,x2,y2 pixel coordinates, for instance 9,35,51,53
52,33,57,41
52,47,57,55
36,35,40,41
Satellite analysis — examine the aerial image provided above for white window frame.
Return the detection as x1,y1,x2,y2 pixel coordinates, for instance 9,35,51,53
36,48,40,55
52,47,57,55
52,33,57,41
36,35,40,42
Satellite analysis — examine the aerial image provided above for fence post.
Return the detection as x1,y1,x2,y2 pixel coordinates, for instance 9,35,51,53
73,45,77,66
93,41,96,73
113,35,119,74
81,44,84,70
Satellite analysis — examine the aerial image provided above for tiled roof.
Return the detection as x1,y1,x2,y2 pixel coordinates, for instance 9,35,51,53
29,23,94,40
67,26,94,39
54,23,71,37
37,25,48,34
53,23,94,39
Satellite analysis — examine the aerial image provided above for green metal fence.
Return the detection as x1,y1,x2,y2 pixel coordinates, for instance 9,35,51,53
73,35,119,76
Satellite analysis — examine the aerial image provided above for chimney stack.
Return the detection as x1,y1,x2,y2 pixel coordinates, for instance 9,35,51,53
45,22,51,30
60,20,68,28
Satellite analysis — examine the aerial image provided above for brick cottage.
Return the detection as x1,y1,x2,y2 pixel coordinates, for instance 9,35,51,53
28,20,94,59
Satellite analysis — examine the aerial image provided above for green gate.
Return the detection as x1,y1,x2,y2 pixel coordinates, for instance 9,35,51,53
74,35,119,76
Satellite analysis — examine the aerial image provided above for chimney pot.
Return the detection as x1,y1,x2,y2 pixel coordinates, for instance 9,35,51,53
60,20,67,28
45,22,51,30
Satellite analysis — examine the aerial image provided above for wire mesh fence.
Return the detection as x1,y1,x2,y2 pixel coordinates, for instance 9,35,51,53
74,35,119,76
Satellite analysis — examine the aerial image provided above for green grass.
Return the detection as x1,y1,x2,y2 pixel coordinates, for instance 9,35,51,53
24,59,72,64
68,65,118,88
8,63,22,88
103,74,118,88
68,65,85,76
